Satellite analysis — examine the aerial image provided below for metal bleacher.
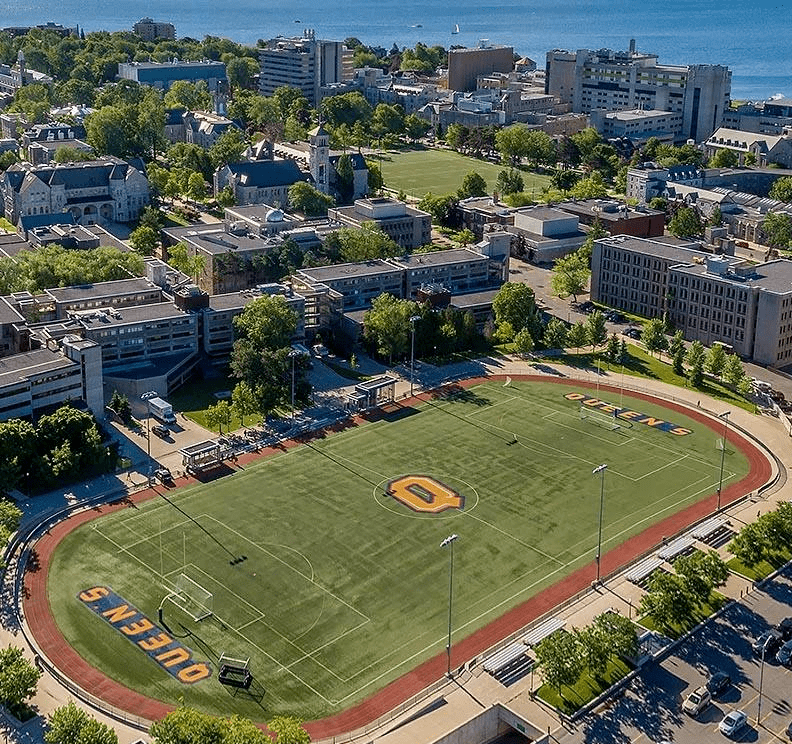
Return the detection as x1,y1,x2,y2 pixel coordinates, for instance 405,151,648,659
658,535,696,562
523,616,566,647
626,555,663,586
691,516,733,547
483,642,528,674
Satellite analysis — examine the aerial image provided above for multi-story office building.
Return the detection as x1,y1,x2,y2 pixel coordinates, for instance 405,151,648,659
447,43,514,93
545,42,731,142
132,18,176,41
328,198,432,251
258,31,353,106
592,235,792,365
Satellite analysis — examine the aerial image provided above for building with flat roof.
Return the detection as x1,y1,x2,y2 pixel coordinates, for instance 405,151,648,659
132,18,176,41
448,43,514,93
258,31,353,106
545,42,731,142
592,235,792,366
554,199,666,238
509,206,587,262
117,60,227,93
589,108,683,144
704,127,792,168
328,197,431,250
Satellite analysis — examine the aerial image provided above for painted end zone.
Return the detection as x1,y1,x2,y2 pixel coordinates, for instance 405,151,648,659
21,375,773,739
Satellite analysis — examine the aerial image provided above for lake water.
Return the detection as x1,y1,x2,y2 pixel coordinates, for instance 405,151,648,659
2,0,790,100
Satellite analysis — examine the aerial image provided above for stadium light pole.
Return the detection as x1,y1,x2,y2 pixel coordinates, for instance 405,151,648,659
410,315,421,397
441,533,459,678
716,411,731,512
288,348,301,422
141,390,158,487
592,463,608,582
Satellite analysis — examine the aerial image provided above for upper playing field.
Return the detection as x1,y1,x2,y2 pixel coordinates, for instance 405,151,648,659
45,380,749,720
376,147,551,198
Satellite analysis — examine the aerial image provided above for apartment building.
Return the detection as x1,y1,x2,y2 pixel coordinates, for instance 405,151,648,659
258,31,353,106
545,42,731,142
327,198,431,250
448,43,514,93
592,235,792,366
132,17,176,41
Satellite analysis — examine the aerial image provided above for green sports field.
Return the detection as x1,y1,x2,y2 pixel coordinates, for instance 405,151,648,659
376,147,551,198
46,380,748,720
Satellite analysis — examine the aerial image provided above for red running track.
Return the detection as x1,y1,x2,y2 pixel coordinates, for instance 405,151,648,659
22,375,772,739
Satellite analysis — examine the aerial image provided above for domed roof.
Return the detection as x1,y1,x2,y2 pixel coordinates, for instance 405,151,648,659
266,208,284,222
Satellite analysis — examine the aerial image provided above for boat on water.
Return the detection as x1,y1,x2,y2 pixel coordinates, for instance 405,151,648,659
412,23,422,27
451,23,460,34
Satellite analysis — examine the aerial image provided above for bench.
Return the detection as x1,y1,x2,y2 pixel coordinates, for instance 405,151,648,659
626,556,663,585
658,535,696,562
523,616,565,647
483,642,528,674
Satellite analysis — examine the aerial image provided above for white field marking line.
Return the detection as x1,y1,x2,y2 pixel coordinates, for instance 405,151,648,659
307,443,392,481
163,562,266,628
462,511,565,566
91,527,179,595
463,394,519,417
202,515,369,622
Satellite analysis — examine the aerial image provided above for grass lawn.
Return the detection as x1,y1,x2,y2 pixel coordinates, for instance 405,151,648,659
532,346,756,413
0,217,15,232
47,379,750,719
537,656,632,715
377,146,551,198
169,375,253,431
639,591,728,640
726,549,792,581
323,359,372,382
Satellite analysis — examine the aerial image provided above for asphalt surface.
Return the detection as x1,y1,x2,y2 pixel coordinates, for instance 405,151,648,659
556,568,792,744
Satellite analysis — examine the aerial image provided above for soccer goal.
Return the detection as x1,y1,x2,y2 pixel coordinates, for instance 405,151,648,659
168,573,214,622
580,406,631,431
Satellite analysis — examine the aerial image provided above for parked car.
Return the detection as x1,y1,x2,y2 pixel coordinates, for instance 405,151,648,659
151,424,170,439
777,638,792,665
777,617,792,640
753,628,783,656
622,327,642,339
682,686,711,716
155,467,173,484
786,718,792,738
706,671,731,696
606,310,624,323
577,300,595,314
719,710,747,737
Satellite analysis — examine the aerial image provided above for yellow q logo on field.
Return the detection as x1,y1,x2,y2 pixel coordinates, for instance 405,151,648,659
386,475,464,514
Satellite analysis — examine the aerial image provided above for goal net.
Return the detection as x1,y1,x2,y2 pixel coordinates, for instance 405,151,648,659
169,573,213,622
580,406,629,431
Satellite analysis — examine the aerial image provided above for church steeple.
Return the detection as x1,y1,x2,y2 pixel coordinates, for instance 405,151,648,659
308,120,330,194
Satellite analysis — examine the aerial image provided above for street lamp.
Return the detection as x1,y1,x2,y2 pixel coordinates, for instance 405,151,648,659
592,463,608,582
288,348,302,422
440,533,459,678
141,390,158,487
757,640,767,726
716,411,731,511
410,315,421,397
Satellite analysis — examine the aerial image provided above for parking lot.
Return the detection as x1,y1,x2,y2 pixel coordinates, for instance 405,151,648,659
556,568,792,744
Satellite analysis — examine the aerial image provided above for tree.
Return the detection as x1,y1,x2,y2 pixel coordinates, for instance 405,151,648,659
728,521,769,566
266,717,310,744
0,646,41,714
335,153,355,203
288,181,335,216
458,171,488,199
769,176,792,203
722,353,747,389
321,92,373,130
575,624,610,676
495,124,531,165
570,171,608,199
233,295,298,353
129,225,159,256
685,340,706,387
232,381,258,426
324,223,400,262
708,148,739,168
586,310,607,350
543,317,568,349
417,192,458,227
496,169,524,196
641,318,668,357
535,630,583,692
568,321,588,352
674,550,729,600
206,400,232,434
150,706,225,744
706,343,728,377
639,572,696,632
363,293,417,364
187,172,207,202
45,702,118,744
513,327,534,355
164,80,212,111
85,105,134,157
0,500,23,543
668,206,703,239
224,716,268,744
668,330,685,359
225,56,259,91
762,212,792,250
492,283,539,340
605,333,620,364
594,611,638,661
551,252,589,301
209,128,248,169
167,242,205,282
